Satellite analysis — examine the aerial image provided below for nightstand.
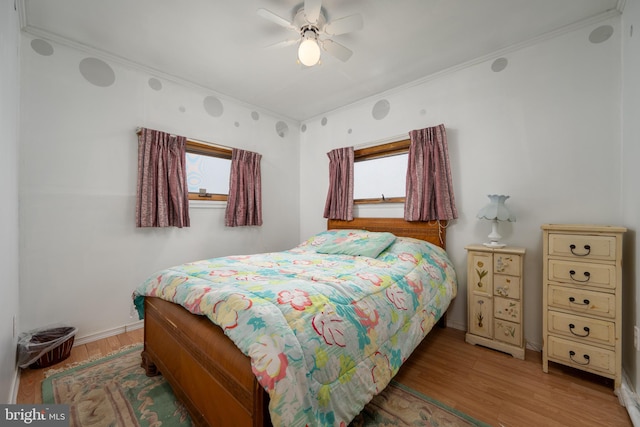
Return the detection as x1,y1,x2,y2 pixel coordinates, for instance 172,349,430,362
465,244,526,359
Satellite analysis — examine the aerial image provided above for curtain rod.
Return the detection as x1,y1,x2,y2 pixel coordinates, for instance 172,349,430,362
135,127,232,150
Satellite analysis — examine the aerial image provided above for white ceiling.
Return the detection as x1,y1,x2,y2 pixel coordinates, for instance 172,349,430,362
19,0,622,122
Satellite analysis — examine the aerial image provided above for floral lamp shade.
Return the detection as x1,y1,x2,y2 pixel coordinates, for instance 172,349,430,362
477,194,516,247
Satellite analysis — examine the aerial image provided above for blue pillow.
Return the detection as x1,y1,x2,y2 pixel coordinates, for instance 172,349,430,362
307,229,397,258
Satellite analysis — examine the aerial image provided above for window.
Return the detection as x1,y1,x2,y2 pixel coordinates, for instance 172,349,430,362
353,139,409,204
185,140,232,202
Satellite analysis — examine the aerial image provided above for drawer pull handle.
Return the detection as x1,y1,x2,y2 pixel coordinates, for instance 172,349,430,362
569,244,591,257
569,297,590,306
569,350,591,365
568,323,590,337
569,270,591,283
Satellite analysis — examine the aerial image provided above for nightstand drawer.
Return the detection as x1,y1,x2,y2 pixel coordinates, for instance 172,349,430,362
547,285,616,319
494,297,521,323
548,233,617,261
494,275,520,299
547,335,616,375
494,319,522,346
547,311,615,347
547,259,616,290
494,253,521,276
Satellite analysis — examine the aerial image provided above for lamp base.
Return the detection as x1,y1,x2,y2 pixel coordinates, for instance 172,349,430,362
484,219,506,248
483,241,507,248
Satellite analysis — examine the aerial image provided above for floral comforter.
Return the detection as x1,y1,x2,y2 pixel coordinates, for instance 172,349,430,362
132,230,457,426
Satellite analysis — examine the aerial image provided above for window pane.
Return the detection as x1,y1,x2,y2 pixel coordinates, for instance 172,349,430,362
186,153,230,194
354,154,407,199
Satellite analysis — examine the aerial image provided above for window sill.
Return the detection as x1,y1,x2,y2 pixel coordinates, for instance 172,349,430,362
357,202,404,210
189,200,226,209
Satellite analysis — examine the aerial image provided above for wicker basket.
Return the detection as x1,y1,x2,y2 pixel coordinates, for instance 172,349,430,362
28,326,76,369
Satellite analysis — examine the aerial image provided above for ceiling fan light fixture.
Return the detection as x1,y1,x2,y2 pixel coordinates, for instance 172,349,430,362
298,29,321,66
258,3,361,66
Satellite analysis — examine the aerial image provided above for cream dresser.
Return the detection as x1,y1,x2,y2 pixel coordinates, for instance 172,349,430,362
465,245,526,359
541,224,626,390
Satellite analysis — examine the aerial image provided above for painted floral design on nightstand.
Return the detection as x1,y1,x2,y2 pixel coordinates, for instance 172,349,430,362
475,261,488,288
497,301,518,320
495,255,514,273
475,299,485,328
495,277,512,297
496,321,516,338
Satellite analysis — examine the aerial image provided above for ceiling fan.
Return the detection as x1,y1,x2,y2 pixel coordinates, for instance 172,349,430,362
257,0,364,67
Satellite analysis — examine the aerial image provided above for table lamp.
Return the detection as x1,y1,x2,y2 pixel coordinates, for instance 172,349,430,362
476,194,516,248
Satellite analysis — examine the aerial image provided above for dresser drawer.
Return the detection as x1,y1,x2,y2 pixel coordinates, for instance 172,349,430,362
547,260,616,290
494,319,522,346
547,284,616,319
494,297,521,323
548,233,617,261
547,310,615,347
494,275,520,299
547,335,616,375
494,253,521,276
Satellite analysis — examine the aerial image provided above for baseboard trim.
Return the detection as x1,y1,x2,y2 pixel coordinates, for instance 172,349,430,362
9,367,19,404
526,342,542,352
446,320,466,331
73,320,144,346
621,371,640,426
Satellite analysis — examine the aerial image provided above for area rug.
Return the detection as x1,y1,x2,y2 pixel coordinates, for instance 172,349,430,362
42,345,489,426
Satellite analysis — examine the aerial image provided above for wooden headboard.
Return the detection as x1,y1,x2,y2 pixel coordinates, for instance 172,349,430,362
327,218,447,250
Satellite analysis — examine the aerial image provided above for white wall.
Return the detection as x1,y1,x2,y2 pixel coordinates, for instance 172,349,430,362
0,0,21,403
300,17,623,347
18,37,301,339
622,0,640,397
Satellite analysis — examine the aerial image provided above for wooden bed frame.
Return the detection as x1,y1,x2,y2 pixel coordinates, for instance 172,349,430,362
141,218,448,427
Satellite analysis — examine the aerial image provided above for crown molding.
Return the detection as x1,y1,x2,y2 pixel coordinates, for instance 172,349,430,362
16,0,26,29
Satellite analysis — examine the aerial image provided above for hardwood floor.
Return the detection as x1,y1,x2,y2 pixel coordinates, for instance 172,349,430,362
17,327,631,426
395,327,632,427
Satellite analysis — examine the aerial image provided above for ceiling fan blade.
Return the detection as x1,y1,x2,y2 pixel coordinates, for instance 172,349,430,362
257,8,295,30
324,14,363,36
304,0,322,24
265,38,301,49
321,39,353,62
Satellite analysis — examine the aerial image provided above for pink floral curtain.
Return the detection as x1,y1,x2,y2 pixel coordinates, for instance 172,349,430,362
404,124,458,221
225,148,263,227
136,128,190,228
323,147,354,221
